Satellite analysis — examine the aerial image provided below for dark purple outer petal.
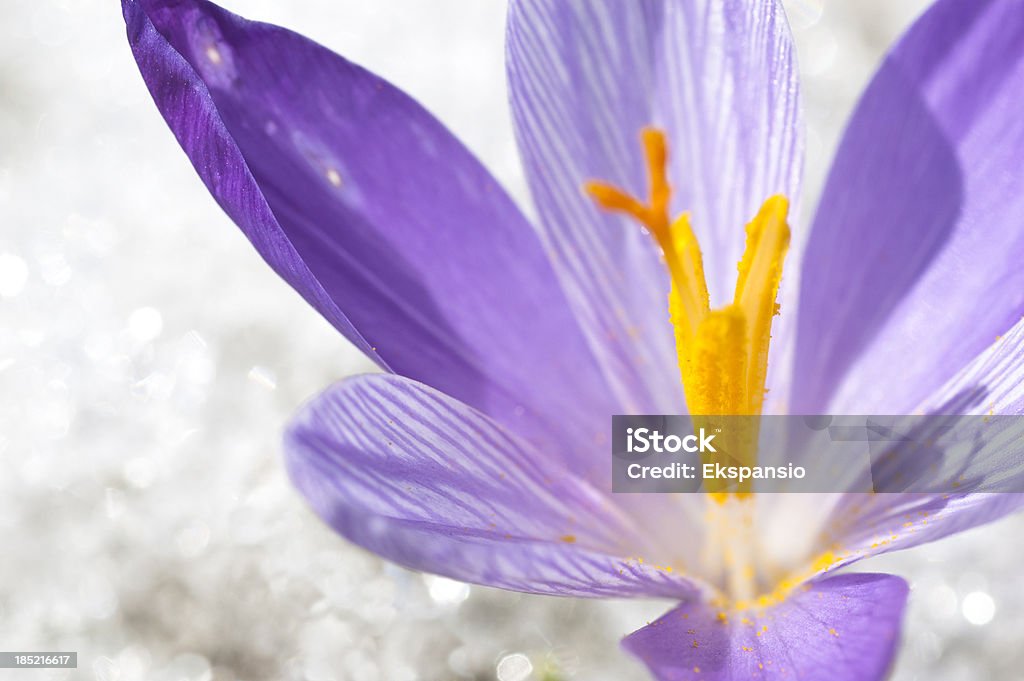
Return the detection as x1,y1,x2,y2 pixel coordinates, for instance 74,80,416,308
122,0,618,466
285,374,699,599
623,573,908,681
506,0,803,414
792,0,1024,414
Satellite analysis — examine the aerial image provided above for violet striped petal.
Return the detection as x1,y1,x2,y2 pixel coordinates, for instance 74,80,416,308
810,319,1024,569
285,374,698,598
818,494,1024,575
506,0,802,414
122,0,616,463
623,573,908,681
792,0,1024,414
917,315,1024,416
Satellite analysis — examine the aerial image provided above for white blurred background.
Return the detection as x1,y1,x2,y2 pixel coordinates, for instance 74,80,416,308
2,0,1023,679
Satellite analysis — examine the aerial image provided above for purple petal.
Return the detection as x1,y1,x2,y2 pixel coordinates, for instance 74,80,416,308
792,0,1024,413
919,315,1024,415
506,0,802,413
285,374,698,598
122,0,616,458
820,494,1024,572
813,320,1024,567
623,573,908,681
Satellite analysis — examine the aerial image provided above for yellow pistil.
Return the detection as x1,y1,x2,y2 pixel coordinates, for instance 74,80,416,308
585,127,789,421
586,130,710,347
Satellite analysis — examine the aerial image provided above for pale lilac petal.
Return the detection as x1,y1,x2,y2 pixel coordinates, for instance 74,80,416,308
819,494,1024,573
810,318,1024,567
123,0,616,459
285,374,698,598
917,315,1024,416
623,573,907,681
792,0,1024,413
507,0,802,413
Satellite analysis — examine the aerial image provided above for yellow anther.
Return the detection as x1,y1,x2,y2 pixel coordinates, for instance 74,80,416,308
686,305,747,416
735,196,790,416
667,212,711,343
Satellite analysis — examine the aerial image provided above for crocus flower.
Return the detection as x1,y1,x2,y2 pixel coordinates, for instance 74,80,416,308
123,0,1024,678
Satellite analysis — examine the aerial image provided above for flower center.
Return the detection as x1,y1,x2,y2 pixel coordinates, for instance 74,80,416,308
585,129,791,600
585,127,790,420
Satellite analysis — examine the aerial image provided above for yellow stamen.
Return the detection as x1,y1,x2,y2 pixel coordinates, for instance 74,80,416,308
586,128,789,509
734,196,791,416
686,306,747,416
668,213,711,344
584,128,790,422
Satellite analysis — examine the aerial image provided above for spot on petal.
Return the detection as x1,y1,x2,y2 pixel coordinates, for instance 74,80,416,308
205,45,222,64
184,15,237,87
